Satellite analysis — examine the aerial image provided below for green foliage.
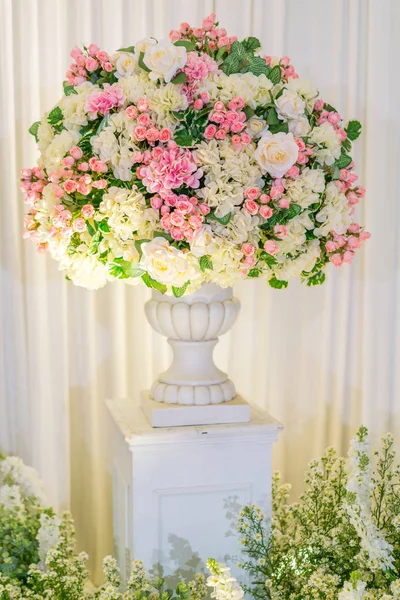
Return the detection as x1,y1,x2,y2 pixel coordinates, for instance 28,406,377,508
0,507,41,583
268,275,289,289
174,40,196,51
260,203,302,230
117,45,135,53
47,106,64,133
345,120,362,141
138,51,151,72
267,65,281,85
199,255,213,272
306,270,326,286
333,152,352,170
207,211,232,226
173,106,212,147
28,121,40,142
63,83,77,96
108,259,145,280
141,273,167,294
219,40,270,77
172,281,190,297
170,71,187,84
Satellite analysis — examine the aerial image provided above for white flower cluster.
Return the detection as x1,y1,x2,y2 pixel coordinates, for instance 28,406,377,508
206,560,244,600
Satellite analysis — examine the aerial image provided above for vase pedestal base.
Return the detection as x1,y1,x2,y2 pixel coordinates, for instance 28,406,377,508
141,390,251,428
105,397,282,583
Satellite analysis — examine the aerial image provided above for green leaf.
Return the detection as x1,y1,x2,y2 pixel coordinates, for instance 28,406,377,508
199,255,213,272
258,250,278,267
345,120,362,141
63,83,77,96
172,281,190,297
174,40,196,51
266,107,280,125
48,106,63,126
153,231,173,242
342,138,352,152
268,65,281,84
268,121,289,134
170,71,187,84
260,203,302,229
172,110,187,121
243,106,255,120
28,121,40,142
334,153,352,169
306,270,326,286
246,56,271,77
88,231,102,255
216,45,228,61
220,52,240,76
174,128,194,147
323,103,337,112
242,36,261,53
248,268,261,278
117,45,135,53
142,272,167,293
139,51,151,72
87,221,96,236
209,211,232,226
269,275,288,289
98,220,110,233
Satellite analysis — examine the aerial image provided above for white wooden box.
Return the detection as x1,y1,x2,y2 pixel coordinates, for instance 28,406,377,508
106,399,282,582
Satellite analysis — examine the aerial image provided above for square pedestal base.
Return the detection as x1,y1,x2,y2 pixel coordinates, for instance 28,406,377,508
141,390,251,427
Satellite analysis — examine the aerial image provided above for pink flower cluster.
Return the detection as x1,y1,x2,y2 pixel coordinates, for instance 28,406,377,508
314,100,347,142
326,223,370,266
66,44,113,86
137,141,203,198
204,98,251,147
264,56,298,80
85,83,125,118
294,138,314,167
170,13,237,53
152,193,210,241
127,101,172,146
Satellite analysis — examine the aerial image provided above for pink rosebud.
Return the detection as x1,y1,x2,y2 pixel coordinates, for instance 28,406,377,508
346,235,361,250
357,186,366,198
73,217,87,232
204,124,217,139
78,162,89,172
126,105,138,119
88,43,100,57
70,146,83,160
260,195,271,206
193,99,203,110
21,168,32,179
77,183,91,195
150,196,163,210
274,225,287,238
160,206,170,216
244,187,260,201
86,57,99,72
171,227,185,241
62,156,74,167
199,203,211,216
325,241,337,252
179,22,191,34
134,126,147,141
210,112,225,124
185,227,194,241
214,101,225,112
202,17,214,31
241,243,255,257
189,213,204,229
334,234,346,248
79,174,92,185
264,240,278,255
200,91,210,103
137,112,151,127
92,179,107,189
176,199,193,214
137,97,149,112
244,200,259,215
104,62,113,72
314,98,324,112
159,128,171,142
240,133,251,145
270,186,284,200
169,30,181,42
280,56,291,67
259,205,273,219
215,129,227,139
348,222,360,233
217,37,229,49
81,204,95,219
347,191,359,206
343,250,354,264
359,231,371,241
330,253,343,267
146,127,160,142
278,199,290,209
230,121,245,133
63,179,77,193
231,135,242,147
286,165,300,179
170,212,186,228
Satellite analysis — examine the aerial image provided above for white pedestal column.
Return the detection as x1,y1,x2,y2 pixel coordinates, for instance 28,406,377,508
106,399,282,583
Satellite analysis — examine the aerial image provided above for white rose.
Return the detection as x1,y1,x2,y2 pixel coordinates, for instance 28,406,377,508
275,89,305,119
246,116,267,138
134,38,157,57
114,52,138,78
254,131,299,178
143,40,186,83
140,237,194,285
288,116,310,137
190,225,218,257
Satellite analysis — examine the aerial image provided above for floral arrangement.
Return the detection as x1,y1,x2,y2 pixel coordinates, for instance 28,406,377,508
0,451,230,600
237,427,400,599
21,14,369,294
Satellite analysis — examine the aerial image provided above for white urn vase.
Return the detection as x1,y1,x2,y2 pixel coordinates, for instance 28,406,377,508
144,283,241,406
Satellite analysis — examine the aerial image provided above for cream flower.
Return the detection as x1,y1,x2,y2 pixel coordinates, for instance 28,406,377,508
60,253,111,290
140,237,198,286
246,116,267,138
114,51,139,78
143,40,186,83
275,89,305,120
190,225,218,257
288,115,311,137
98,186,146,241
254,131,299,178
150,82,188,128
42,129,80,173
309,122,341,165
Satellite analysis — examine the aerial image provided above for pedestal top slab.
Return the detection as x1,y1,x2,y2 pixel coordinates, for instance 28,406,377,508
106,398,283,447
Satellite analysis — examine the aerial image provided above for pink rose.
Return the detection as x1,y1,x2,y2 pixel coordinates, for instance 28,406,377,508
146,128,160,142
134,126,147,141
78,162,89,172
241,243,255,257
343,251,354,264
160,205,170,216
244,187,260,201
63,179,77,193
150,196,163,210
230,121,245,133
88,43,100,57
171,227,185,241
85,58,99,72
347,235,361,250
193,99,203,110
73,218,87,232
170,211,186,227
169,30,181,42
21,168,32,178
325,241,337,252
199,203,210,215
270,185,284,200
189,213,204,229
348,222,360,233
243,255,256,266
244,200,259,215
81,204,95,219
137,113,151,127
231,135,242,147
330,253,343,267
240,133,251,145
214,101,225,112
264,240,278,255
314,99,324,111
286,165,300,179
274,225,287,238
77,183,91,195
159,128,171,142
278,199,290,209
210,112,225,124
200,91,210,103
204,124,217,139
126,106,138,119
260,206,273,219
161,214,171,229
215,129,227,140
176,199,193,214
359,231,371,241
70,146,83,160
92,179,107,189
137,98,149,112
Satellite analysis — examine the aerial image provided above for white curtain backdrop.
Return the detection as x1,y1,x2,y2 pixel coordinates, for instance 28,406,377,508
1,0,400,582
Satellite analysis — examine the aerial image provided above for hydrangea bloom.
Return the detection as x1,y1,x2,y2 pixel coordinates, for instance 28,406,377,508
22,14,369,295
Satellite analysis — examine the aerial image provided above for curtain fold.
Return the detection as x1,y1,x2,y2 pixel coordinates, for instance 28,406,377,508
1,0,399,582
